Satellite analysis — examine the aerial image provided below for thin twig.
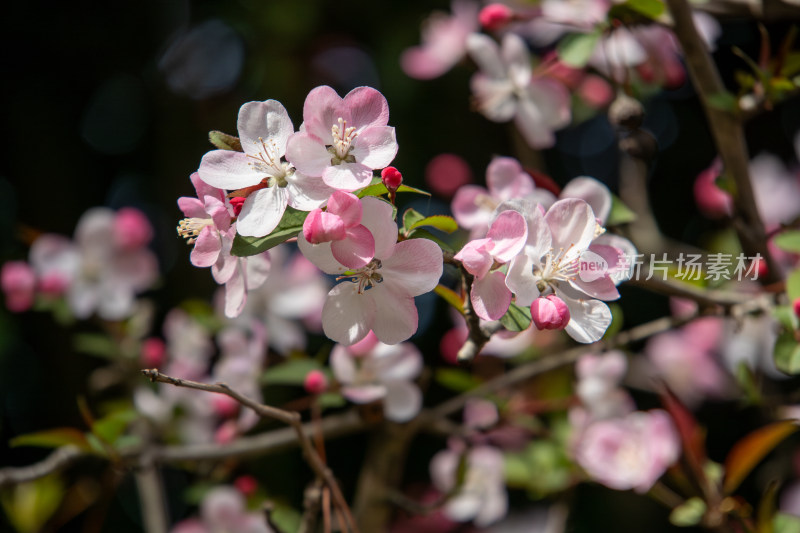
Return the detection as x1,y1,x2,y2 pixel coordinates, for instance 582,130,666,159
141,369,360,533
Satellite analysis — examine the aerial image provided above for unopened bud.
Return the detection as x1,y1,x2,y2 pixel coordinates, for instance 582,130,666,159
531,295,570,330
304,369,328,395
234,475,258,496
793,298,800,320
114,208,153,250
381,166,403,190
140,337,166,368
229,196,246,217
479,4,513,31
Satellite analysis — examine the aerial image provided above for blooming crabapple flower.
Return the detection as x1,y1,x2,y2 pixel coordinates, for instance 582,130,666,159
330,331,423,422
430,443,508,526
1,261,35,312
298,196,443,345
400,0,479,79
539,52,614,109
574,409,680,493
540,0,609,30
750,153,800,229
199,99,334,237
531,294,570,330
286,86,399,191
573,351,633,421
454,210,528,320
171,486,272,533
451,156,555,238
505,198,620,343
467,33,571,149
29,208,158,320
302,190,375,269
178,173,271,318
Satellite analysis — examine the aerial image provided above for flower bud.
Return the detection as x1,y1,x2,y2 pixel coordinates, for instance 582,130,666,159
302,209,345,244
381,166,403,190
479,4,513,31
140,337,166,368
114,208,153,250
1,261,35,313
304,369,328,395
794,298,800,320
531,295,570,330
234,475,258,497
229,196,246,216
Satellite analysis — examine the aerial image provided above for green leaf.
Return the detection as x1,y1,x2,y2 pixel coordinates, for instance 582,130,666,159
775,513,800,533
669,497,707,527
11,428,90,451
407,215,458,234
402,208,425,233
1,475,65,533
557,31,601,68
435,368,482,392
774,331,800,375
706,91,739,113
231,207,308,256
500,303,532,332
73,333,118,359
208,130,242,151
262,359,328,385
92,409,138,446
357,181,431,199
606,195,637,226
774,231,800,253
317,393,346,409
787,269,800,302
623,0,665,19
504,452,532,488
406,228,455,253
269,504,303,533
774,305,799,332
434,284,464,314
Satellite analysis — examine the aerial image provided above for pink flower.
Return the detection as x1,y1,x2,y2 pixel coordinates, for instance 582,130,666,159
573,351,634,424
331,331,423,422
451,156,554,238
198,99,334,237
113,208,153,250
304,369,329,395
302,191,375,269
400,1,479,79
467,33,571,149
531,294,570,330
178,173,271,318
454,209,528,320
286,86,398,191
479,4,513,31
171,486,271,533
430,443,508,526
1,261,35,312
299,196,443,345
574,409,680,493
694,158,732,219
505,199,622,343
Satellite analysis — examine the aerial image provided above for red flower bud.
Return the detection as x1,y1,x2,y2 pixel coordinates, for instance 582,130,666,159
229,196,246,216
479,4,513,31
304,369,328,395
381,166,403,190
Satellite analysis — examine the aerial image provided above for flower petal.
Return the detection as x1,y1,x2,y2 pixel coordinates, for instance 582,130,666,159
178,196,208,219
505,254,540,307
486,210,528,262
561,177,612,224
544,198,596,256
471,270,512,321
369,289,419,345
514,96,556,149
486,157,535,202
322,282,376,345
297,235,346,275
199,150,258,190
383,381,422,422
351,126,398,169
322,162,374,191
286,171,336,211
332,225,375,269
303,210,346,244
559,286,612,343
326,190,362,226
451,184,493,232
224,262,247,318
285,132,332,177
236,186,289,237
454,238,493,279
380,238,443,297
302,85,341,143
330,345,357,384
341,86,390,131
238,100,294,157
191,227,222,267
467,33,505,79
502,33,532,89
360,197,398,260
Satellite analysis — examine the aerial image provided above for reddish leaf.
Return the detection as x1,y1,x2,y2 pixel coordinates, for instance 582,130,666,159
661,387,707,473
723,420,799,495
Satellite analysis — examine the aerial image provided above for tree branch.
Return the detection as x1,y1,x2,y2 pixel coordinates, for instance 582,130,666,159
141,369,360,533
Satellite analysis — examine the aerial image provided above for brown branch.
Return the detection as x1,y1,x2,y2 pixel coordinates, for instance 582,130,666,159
665,0,779,284
141,369,360,533
0,446,84,489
